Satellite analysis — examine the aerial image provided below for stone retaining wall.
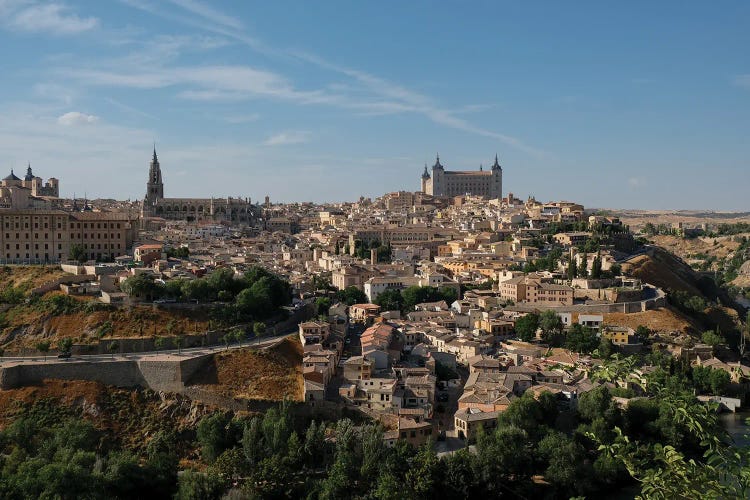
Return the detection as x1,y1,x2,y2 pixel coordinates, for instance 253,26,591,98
0,353,214,392
31,274,97,295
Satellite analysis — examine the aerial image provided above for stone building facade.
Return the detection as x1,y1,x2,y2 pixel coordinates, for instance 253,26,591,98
0,210,136,264
0,166,59,209
421,154,502,199
140,149,257,225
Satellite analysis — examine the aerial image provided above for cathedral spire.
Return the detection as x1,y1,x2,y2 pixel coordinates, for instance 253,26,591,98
422,163,430,179
145,146,164,205
433,153,443,169
492,154,501,170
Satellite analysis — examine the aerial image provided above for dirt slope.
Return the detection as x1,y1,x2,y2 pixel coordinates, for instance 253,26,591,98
1,300,211,349
604,307,700,335
622,247,703,296
0,265,70,291
0,379,215,459
190,337,304,402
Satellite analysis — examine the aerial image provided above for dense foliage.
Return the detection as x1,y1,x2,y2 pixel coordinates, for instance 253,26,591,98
1,366,747,500
121,266,291,323
0,403,178,499
373,285,458,314
184,378,749,499
352,240,392,263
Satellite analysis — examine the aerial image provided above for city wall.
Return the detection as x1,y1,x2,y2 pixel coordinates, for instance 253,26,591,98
31,274,97,295
0,353,214,392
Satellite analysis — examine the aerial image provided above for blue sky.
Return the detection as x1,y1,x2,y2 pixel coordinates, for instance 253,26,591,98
0,1,748,210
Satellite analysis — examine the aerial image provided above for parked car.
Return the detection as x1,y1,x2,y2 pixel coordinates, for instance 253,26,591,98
437,392,449,402
57,352,72,359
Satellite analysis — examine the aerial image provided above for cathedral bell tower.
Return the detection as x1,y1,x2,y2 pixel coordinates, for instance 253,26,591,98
145,146,164,205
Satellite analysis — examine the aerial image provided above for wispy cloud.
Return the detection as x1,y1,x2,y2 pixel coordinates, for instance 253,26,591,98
57,111,98,126
33,82,75,106
164,0,243,30
117,0,543,156
263,131,311,146
3,2,98,35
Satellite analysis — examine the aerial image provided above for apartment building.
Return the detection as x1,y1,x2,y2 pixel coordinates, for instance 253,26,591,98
500,275,573,306
0,210,136,264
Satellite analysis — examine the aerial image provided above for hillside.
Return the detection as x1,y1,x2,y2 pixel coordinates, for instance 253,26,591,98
0,379,215,460
609,210,750,232
0,265,71,290
622,246,706,297
650,234,742,265
189,337,304,402
622,245,744,338
0,292,211,351
604,307,701,336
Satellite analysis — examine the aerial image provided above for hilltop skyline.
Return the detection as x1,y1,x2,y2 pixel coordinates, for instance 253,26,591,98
0,1,748,210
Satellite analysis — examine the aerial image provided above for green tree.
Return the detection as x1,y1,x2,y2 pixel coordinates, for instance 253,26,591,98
635,324,651,342
708,369,730,395
163,279,184,300
405,442,438,499
567,258,577,280
242,417,264,468
539,309,564,344
68,243,87,263
701,330,724,348
374,288,404,312
108,340,119,359
312,274,332,291
565,323,599,354
315,296,332,317
166,246,190,259
121,273,164,300
172,336,183,353
196,413,233,464
514,313,539,342
474,425,534,494
336,286,368,306
57,337,73,355
578,252,588,277
538,431,591,496
596,337,616,359
154,336,167,352
36,340,51,360
599,390,750,499
253,321,266,344
175,470,225,500
590,254,603,279
207,267,240,298
181,278,212,302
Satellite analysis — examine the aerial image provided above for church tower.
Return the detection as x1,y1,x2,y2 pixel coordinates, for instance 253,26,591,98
145,147,164,205
430,154,444,196
420,164,431,193
490,154,503,199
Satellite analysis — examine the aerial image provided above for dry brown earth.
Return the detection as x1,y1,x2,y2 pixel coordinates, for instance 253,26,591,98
190,337,304,402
